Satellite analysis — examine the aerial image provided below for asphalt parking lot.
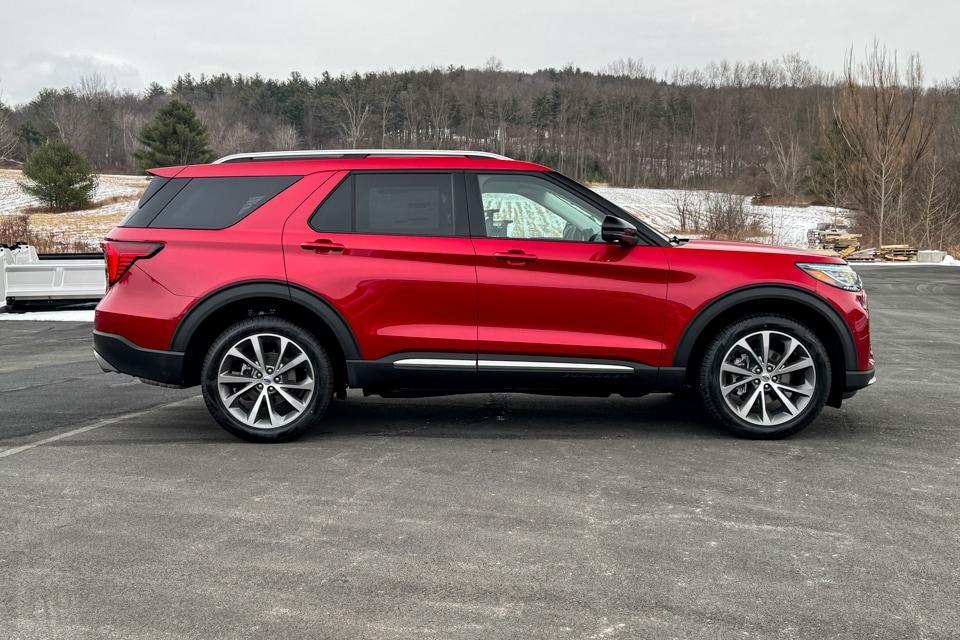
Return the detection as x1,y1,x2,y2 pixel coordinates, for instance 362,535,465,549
1,265,958,639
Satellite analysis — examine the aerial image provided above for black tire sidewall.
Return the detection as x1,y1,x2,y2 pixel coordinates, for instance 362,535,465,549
698,315,832,438
200,317,333,443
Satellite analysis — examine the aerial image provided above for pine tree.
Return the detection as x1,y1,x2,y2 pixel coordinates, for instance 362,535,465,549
135,99,213,170
18,140,98,211
144,82,167,99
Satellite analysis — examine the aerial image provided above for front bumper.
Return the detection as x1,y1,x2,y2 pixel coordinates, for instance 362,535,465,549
93,330,188,387
840,368,876,400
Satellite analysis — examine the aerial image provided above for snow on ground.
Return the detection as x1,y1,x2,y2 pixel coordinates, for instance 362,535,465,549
0,170,145,251
593,187,852,247
0,309,95,321
0,169,145,216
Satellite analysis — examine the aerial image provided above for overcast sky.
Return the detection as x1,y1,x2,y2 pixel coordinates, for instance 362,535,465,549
1,0,957,105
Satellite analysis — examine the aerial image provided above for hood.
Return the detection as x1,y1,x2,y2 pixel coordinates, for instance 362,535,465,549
679,238,843,262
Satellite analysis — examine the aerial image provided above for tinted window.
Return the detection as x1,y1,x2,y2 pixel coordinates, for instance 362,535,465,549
139,176,169,206
476,173,608,242
310,173,461,236
120,178,189,228
309,176,352,232
148,176,299,229
357,174,456,236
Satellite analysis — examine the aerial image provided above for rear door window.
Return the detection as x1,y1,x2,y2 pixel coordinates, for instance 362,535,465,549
309,173,466,236
135,176,299,229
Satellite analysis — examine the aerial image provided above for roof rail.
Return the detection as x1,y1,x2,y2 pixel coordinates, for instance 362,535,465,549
212,149,511,164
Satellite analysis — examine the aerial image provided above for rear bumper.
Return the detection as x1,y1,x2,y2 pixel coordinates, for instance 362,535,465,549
93,330,188,387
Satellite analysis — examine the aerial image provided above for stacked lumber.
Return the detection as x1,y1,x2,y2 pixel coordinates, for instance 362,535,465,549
807,225,862,257
875,245,918,261
845,245,919,262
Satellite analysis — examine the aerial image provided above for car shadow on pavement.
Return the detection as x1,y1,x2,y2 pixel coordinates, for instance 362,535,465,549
303,392,728,442
59,392,870,447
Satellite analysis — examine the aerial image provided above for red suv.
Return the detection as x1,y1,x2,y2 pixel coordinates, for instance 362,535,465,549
94,150,875,442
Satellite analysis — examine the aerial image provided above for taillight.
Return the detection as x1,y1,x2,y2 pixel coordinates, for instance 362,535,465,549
102,240,163,286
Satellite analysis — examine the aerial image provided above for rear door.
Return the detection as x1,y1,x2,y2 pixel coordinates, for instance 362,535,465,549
467,172,670,376
283,171,478,365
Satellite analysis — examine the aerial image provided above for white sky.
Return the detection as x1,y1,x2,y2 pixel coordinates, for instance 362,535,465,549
1,0,957,105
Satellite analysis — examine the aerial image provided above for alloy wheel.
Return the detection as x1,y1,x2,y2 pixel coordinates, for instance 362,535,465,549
719,330,817,427
216,333,316,429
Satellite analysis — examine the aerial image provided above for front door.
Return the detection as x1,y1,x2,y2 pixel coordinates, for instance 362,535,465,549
468,172,670,377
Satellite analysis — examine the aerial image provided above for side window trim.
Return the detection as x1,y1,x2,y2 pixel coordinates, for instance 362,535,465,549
308,170,469,238
465,171,657,247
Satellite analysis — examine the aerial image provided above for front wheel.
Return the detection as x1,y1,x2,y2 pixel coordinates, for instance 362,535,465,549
698,315,831,439
201,317,333,443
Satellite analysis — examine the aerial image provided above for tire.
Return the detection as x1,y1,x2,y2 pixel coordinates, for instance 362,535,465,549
201,317,334,443
697,314,831,439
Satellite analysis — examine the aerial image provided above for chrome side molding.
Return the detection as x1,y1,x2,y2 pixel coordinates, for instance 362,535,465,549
477,360,634,372
392,358,635,373
393,358,476,369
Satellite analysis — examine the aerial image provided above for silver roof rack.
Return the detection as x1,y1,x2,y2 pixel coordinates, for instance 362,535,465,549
212,149,511,164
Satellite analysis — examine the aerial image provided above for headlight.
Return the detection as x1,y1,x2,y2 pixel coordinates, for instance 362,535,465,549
796,262,862,292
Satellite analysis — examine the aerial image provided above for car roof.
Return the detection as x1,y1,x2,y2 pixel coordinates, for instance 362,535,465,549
148,151,551,178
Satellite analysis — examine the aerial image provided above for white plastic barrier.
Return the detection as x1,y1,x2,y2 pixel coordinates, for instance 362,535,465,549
0,247,11,301
2,245,106,306
10,245,39,264
917,250,947,264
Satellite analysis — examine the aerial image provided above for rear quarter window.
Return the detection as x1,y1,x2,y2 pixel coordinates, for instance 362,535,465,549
120,176,186,227
124,176,300,230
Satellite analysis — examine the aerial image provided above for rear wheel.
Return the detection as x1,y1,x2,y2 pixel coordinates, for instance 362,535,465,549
201,317,333,442
698,315,831,439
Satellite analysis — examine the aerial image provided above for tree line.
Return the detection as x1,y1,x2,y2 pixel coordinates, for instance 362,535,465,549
1,44,958,251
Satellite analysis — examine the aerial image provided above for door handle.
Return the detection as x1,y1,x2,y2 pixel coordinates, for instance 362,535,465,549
301,239,345,254
492,250,538,264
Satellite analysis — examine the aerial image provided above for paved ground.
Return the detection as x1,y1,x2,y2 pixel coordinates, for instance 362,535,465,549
0,265,958,639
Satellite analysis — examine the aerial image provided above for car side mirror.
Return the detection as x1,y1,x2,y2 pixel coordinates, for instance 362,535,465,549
601,215,639,247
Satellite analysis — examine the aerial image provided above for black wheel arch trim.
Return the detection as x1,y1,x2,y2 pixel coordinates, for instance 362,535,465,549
169,280,361,360
671,284,858,370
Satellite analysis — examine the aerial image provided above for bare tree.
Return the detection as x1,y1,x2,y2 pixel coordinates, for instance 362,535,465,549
918,151,946,248
374,73,398,147
0,110,17,161
116,108,145,165
669,189,704,232
335,76,370,149
702,192,762,240
834,42,936,246
220,123,258,155
267,123,301,151
42,90,92,151
763,128,804,195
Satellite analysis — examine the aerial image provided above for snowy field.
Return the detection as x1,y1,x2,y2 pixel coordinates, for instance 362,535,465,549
0,169,145,250
0,169,145,215
594,187,851,247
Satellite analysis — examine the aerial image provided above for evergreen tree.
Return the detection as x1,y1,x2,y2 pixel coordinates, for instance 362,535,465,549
18,140,98,211
804,117,855,206
145,82,167,99
135,99,213,170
